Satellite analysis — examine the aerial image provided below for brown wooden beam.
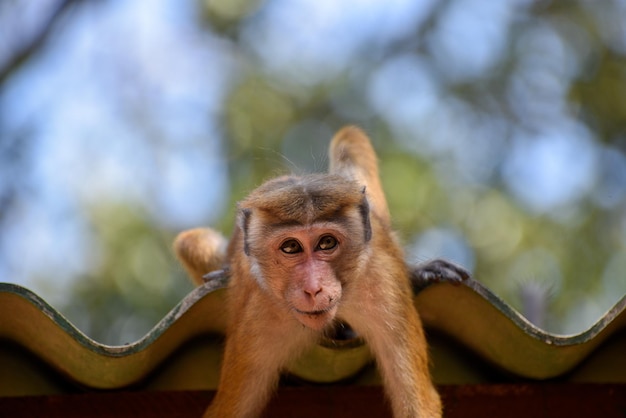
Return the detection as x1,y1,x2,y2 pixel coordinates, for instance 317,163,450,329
0,384,624,418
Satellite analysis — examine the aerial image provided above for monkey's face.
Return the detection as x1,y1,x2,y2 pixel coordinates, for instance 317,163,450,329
260,223,350,330
239,174,371,331
245,217,368,331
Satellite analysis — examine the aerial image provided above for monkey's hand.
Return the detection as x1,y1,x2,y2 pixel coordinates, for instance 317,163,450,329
409,259,470,293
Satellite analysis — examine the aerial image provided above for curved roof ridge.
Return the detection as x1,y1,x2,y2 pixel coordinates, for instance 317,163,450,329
0,270,624,389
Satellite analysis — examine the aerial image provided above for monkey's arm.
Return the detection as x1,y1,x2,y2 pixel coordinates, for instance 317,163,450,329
203,292,314,418
344,265,442,418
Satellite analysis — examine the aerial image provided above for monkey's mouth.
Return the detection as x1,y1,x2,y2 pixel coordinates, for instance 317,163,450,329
294,307,334,316
293,304,338,331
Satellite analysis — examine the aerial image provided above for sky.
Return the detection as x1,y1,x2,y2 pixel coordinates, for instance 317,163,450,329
1,0,233,298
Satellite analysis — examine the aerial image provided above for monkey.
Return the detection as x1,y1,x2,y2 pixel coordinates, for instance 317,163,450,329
174,126,469,418
174,227,227,286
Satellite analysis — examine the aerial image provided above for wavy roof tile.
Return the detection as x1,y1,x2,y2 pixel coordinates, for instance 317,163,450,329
0,269,625,397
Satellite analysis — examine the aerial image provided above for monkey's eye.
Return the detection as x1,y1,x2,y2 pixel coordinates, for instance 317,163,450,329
280,239,303,254
317,235,338,251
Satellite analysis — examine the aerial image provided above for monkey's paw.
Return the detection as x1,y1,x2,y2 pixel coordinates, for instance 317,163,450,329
410,259,470,293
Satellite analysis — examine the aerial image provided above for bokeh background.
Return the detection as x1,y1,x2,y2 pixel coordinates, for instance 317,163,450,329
1,0,626,344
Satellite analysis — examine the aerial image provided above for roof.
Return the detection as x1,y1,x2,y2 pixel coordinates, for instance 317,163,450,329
0,270,625,397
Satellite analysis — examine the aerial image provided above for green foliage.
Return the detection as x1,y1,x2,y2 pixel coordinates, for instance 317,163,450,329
3,0,626,343
82,0,626,338
62,204,192,345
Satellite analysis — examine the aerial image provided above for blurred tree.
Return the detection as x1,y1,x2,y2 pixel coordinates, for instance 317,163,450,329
62,204,192,344
1,0,626,344
0,0,83,84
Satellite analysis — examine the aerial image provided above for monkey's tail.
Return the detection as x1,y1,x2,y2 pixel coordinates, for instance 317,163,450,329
329,126,391,223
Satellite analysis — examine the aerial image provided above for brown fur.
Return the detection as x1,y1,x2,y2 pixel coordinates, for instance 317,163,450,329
174,126,441,418
173,228,227,286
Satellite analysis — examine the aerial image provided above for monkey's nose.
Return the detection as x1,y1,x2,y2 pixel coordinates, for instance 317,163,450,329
303,287,323,301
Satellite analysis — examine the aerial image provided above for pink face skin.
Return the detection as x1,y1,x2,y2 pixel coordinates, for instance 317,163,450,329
265,224,346,331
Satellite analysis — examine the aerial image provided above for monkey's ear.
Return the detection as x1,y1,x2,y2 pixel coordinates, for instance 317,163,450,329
238,207,253,256
359,187,372,242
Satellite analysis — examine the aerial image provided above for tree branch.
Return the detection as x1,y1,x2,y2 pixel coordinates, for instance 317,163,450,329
0,0,81,85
